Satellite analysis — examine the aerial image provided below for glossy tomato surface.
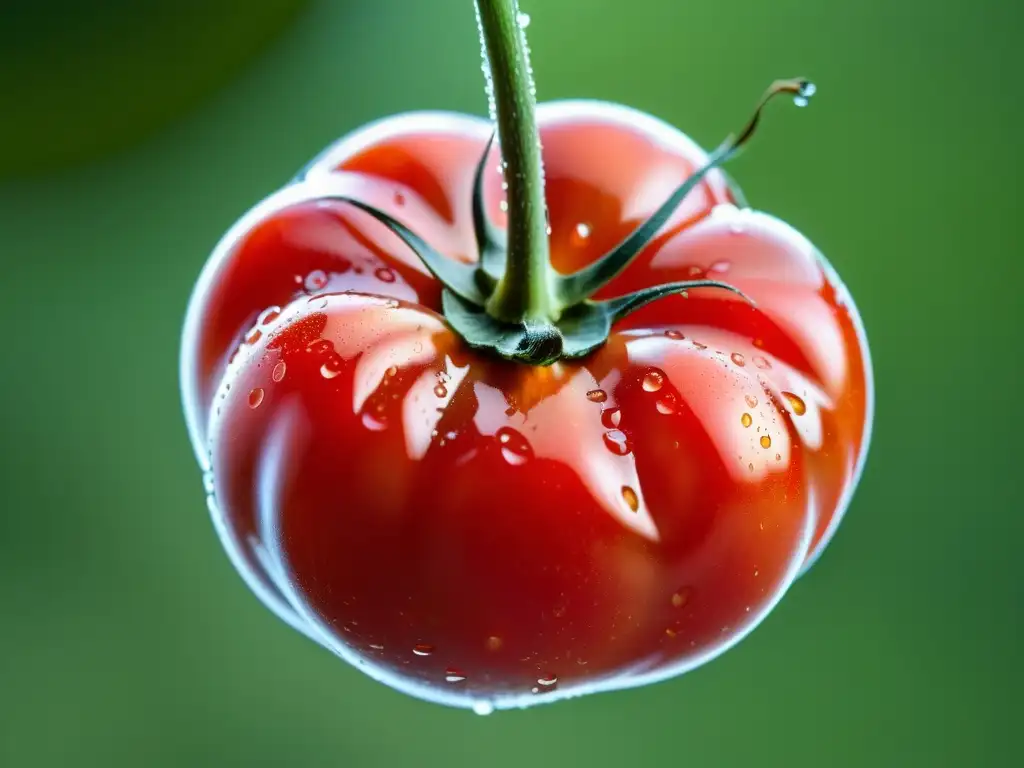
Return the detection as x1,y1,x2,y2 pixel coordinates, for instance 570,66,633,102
180,102,873,711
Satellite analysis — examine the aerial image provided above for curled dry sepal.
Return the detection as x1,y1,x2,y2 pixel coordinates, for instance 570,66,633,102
320,78,816,366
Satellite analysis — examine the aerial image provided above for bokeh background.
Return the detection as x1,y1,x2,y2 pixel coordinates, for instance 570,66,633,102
1,0,1020,765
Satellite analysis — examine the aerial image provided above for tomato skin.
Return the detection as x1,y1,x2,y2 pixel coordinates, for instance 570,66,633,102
182,102,872,710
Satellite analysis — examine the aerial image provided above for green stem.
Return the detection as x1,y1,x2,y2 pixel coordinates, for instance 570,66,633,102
475,0,555,323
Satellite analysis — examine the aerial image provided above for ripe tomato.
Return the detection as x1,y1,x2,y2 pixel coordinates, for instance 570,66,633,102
181,100,872,712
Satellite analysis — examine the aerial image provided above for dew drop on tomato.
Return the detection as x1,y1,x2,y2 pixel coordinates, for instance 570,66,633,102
642,369,664,392
571,222,591,245
496,427,532,466
621,486,639,512
586,388,607,403
412,644,434,657
375,267,397,283
664,329,684,340
741,412,753,428
248,388,264,409
783,392,807,416
745,394,758,408
603,430,631,456
258,306,281,326
601,407,621,429
362,412,389,432
320,361,342,380
655,395,677,415
671,587,692,608
445,668,467,683
731,352,746,367
272,361,287,383
760,435,772,449
304,270,328,292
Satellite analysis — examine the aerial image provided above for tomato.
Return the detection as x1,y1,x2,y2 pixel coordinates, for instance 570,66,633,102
180,95,872,712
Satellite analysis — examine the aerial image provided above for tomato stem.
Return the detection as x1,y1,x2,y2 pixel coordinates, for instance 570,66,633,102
474,0,556,325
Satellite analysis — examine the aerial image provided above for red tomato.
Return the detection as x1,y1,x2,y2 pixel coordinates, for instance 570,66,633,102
181,102,872,712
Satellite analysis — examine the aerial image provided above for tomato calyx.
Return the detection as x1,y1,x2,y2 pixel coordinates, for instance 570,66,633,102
321,76,813,365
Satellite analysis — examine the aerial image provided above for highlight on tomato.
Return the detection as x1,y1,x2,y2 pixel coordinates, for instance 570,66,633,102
180,0,872,714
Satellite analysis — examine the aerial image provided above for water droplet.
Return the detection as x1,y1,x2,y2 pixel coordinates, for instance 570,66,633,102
783,392,807,416
258,306,282,325
760,435,772,449
748,462,755,472
665,329,684,340
621,486,639,512
499,200,509,213
656,396,677,415
320,358,342,379
693,341,708,351
272,361,287,383
665,627,678,638
517,10,531,28
546,225,553,236
375,267,396,283
671,587,692,608
413,644,434,657
586,388,607,403
753,356,771,370
753,337,766,348
741,412,753,428
244,327,262,345
731,352,746,367
572,222,592,244
603,430,631,455
434,383,448,398
248,388,265,409
687,265,704,278
473,701,494,716
386,365,398,377
202,471,215,494
369,643,384,650
601,407,621,428
536,674,558,688
745,394,759,408
305,270,328,292
445,668,467,683
775,453,781,461
362,412,388,432
394,191,406,206
486,636,503,651
496,427,532,465
642,369,664,392
709,261,730,273
793,80,816,107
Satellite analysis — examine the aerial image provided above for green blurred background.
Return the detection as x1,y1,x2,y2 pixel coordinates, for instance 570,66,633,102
1,0,1020,765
